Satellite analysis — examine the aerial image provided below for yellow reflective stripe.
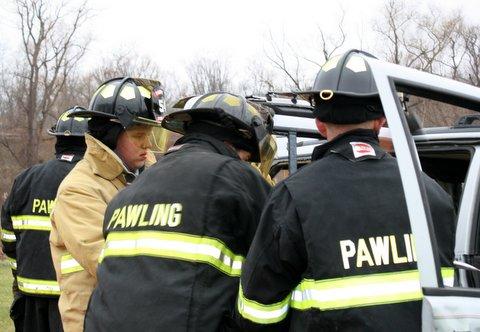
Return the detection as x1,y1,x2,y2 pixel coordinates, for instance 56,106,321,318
238,270,422,323
237,267,455,324
291,270,422,311
60,254,84,275
237,284,290,324
101,231,244,276
6,256,17,270
441,267,454,287
17,276,60,296
1,229,16,242
291,268,455,311
11,215,51,231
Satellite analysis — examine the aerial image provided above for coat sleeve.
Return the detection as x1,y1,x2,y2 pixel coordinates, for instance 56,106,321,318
1,180,18,272
234,182,307,331
1,179,21,296
212,161,271,251
52,184,107,278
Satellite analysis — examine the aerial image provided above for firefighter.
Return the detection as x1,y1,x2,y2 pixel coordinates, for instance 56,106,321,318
1,107,88,332
83,92,275,331
49,77,166,332
235,50,456,331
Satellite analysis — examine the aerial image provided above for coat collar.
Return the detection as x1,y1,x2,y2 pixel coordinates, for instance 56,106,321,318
312,129,387,162
84,134,130,182
167,133,240,159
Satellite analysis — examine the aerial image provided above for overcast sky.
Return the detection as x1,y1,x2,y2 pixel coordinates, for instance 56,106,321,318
1,0,479,84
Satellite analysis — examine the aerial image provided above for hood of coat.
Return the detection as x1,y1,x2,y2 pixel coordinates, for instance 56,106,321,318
84,133,133,181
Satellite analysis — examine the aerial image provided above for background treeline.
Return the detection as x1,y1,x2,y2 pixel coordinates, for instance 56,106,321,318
1,0,480,202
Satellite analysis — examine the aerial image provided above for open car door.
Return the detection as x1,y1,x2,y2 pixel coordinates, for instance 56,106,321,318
366,55,480,331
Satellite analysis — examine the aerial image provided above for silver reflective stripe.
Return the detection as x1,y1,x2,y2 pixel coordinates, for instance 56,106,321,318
17,276,60,296
443,276,454,287
237,285,290,324
60,254,84,274
11,215,51,231
1,229,16,242
240,301,290,324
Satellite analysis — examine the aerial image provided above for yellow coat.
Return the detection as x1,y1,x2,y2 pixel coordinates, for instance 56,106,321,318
50,134,154,332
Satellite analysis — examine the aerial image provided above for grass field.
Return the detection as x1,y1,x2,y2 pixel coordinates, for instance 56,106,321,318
0,260,14,332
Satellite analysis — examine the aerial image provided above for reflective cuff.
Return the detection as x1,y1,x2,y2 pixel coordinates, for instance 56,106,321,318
17,276,60,296
237,285,290,324
11,215,51,231
101,231,244,276
6,256,17,270
1,229,16,242
60,254,84,275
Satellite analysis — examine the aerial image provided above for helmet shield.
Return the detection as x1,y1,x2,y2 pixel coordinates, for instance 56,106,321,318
149,126,173,153
123,124,173,154
48,106,89,136
258,134,277,177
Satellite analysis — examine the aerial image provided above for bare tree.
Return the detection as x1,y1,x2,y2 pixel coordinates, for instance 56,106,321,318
404,10,462,73
373,1,480,127
72,51,167,108
263,11,347,91
313,11,347,65
264,31,305,90
463,25,480,86
68,51,189,109
186,57,231,94
374,0,415,64
239,60,281,96
375,0,465,75
0,0,91,167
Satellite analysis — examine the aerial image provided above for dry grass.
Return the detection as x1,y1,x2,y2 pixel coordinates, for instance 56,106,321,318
0,261,14,332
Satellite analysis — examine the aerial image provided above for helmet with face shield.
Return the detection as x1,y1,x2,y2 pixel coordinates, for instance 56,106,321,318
163,92,276,164
69,77,171,152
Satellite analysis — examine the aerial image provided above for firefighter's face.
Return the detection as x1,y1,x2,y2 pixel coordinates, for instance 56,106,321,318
236,149,251,161
115,125,153,171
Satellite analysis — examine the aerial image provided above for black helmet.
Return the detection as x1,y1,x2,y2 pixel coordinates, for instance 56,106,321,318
48,106,89,136
298,49,384,124
70,77,165,129
163,92,275,163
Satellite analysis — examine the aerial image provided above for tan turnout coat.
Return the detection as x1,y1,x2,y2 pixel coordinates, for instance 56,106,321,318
50,134,154,332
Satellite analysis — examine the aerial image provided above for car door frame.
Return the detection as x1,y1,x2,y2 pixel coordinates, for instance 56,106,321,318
366,55,480,288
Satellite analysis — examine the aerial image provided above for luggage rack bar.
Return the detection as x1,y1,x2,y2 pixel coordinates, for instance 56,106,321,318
247,95,321,174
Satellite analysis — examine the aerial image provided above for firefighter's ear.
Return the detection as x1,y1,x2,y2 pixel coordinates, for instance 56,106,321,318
315,118,327,138
373,117,387,134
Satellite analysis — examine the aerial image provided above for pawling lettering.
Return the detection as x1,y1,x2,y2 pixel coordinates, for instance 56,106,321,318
339,233,417,269
107,203,183,229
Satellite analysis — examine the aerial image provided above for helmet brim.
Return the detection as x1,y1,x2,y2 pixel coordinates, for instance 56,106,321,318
131,117,162,128
295,90,380,99
68,109,117,119
47,129,85,137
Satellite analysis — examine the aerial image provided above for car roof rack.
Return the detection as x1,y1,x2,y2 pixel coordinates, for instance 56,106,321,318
247,93,323,174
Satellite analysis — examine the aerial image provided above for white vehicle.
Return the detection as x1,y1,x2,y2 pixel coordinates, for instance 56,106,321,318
249,56,480,330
